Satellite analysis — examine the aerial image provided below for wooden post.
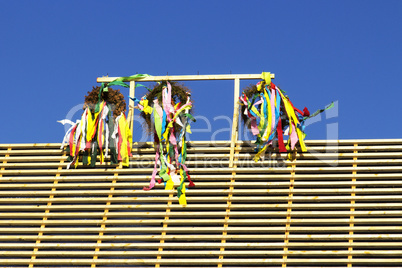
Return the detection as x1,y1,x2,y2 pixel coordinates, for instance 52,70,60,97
229,78,240,168
155,192,174,268
218,142,240,267
128,81,136,134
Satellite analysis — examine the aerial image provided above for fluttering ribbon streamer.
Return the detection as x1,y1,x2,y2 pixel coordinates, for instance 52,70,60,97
59,78,135,168
240,72,333,161
137,81,195,206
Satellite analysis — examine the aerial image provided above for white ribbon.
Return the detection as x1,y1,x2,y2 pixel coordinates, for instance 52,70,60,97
59,119,80,149
101,105,110,157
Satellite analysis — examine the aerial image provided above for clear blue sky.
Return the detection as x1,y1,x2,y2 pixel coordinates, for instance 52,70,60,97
1,0,401,143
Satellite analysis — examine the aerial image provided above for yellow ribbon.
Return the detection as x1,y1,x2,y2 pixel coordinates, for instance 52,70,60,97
278,91,307,152
140,99,153,115
165,178,174,190
186,124,192,134
253,143,269,162
117,115,132,167
261,72,271,85
86,105,100,142
178,169,187,206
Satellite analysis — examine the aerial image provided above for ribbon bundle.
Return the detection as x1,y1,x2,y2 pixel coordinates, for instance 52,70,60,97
60,84,132,168
137,81,195,206
239,72,311,161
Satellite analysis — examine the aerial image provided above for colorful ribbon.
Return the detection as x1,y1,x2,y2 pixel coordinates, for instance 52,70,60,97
240,72,309,161
60,81,133,168
240,72,334,161
137,81,195,206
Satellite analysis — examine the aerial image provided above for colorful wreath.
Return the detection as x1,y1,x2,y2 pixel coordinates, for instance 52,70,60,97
239,72,333,161
59,83,132,168
136,81,196,206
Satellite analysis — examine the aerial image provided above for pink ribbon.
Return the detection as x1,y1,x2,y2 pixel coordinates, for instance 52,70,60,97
153,99,163,119
270,88,276,133
290,122,299,150
162,82,173,119
144,142,160,191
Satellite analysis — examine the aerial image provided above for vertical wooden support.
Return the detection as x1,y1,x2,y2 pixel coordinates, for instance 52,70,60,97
155,192,174,268
229,78,240,167
283,161,296,267
0,147,11,177
0,147,11,197
218,142,240,267
223,77,241,265
128,81,136,134
92,163,121,267
30,151,66,268
348,143,358,267
220,76,241,268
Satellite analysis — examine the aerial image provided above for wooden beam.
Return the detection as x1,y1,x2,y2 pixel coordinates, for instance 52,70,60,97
97,73,275,83
127,81,135,132
229,78,240,168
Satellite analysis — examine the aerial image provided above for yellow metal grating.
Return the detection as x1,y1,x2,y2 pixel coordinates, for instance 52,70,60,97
0,139,402,267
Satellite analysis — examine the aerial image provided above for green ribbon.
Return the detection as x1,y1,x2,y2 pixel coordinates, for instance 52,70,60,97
107,80,129,88
184,113,196,122
181,142,187,163
95,83,106,113
83,150,89,166
90,140,98,167
110,73,150,82
158,145,171,182
169,142,174,160
305,102,335,119
66,146,73,162
154,109,162,140
96,74,151,113
106,74,151,89
135,83,152,92
177,183,184,198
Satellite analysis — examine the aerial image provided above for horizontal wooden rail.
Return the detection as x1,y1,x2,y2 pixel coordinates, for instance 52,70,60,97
96,73,275,83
